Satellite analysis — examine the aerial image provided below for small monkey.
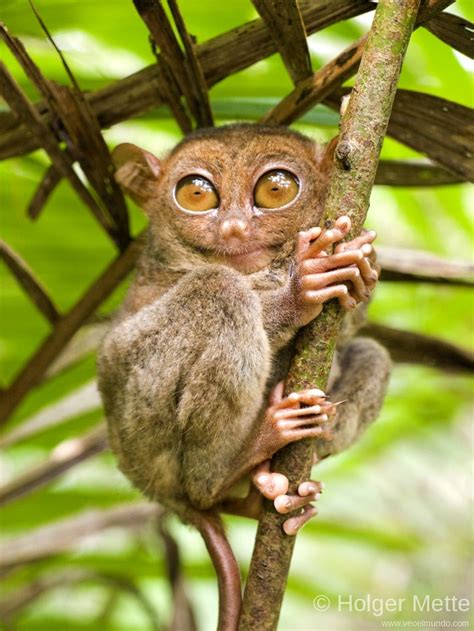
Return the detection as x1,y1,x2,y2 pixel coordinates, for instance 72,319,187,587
97,124,390,630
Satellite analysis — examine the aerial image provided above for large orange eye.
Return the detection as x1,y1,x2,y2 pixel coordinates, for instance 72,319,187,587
175,175,219,212
254,170,299,209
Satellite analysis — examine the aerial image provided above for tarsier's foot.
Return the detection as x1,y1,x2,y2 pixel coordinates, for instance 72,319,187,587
254,382,336,463
294,215,379,326
252,460,324,535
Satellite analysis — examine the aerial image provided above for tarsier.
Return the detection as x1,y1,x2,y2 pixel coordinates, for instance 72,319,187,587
98,124,391,630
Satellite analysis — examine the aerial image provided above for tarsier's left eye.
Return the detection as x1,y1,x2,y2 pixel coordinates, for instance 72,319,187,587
175,175,219,212
254,169,299,209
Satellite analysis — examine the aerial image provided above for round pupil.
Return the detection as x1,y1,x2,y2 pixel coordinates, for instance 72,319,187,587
176,176,218,211
254,170,299,209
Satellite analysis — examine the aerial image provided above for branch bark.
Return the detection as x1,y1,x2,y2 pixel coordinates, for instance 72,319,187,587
240,1,421,628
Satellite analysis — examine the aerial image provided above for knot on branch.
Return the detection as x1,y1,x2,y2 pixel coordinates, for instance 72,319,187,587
335,138,354,170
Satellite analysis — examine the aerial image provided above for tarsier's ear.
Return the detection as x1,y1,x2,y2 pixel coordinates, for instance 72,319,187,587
111,143,161,205
319,135,338,176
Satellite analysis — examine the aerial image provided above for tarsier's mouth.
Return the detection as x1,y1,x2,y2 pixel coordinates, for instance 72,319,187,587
217,247,274,273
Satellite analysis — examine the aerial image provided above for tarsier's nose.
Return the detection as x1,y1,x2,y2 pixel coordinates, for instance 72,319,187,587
219,218,249,240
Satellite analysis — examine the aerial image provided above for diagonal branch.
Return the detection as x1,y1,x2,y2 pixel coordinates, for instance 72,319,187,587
133,0,213,128
167,0,214,127
362,322,474,373
0,0,377,160
425,12,474,58
0,236,142,427
0,62,119,246
27,163,62,220
240,1,422,628
251,0,312,84
0,425,107,506
0,23,130,247
262,35,365,126
262,0,454,127
0,502,162,568
0,239,60,325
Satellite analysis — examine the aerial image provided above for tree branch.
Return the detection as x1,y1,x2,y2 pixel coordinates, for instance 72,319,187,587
240,1,421,628
0,425,107,506
0,236,141,426
362,322,474,373
0,503,161,569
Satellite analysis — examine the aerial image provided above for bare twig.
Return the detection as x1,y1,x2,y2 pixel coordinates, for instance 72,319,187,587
158,518,198,631
375,159,465,186
133,0,213,129
325,88,474,181
27,163,62,220
262,35,365,126
240,1,422,628
167,0,214,127
0,503,161,568
0,239,60,324
251,0,312,84
425,12,474,57
378,246,474,286
362,322,474,373
0,0,376,159
0,236,141,426
0,425,107,506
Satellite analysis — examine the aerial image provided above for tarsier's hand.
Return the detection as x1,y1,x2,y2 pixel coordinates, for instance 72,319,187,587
292,215,379,327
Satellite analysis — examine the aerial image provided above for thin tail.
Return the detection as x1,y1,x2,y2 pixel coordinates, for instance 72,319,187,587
188,509,242,631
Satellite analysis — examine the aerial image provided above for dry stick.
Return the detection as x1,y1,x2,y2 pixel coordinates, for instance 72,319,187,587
167,0,214,127
425,12,474,58
240,1,421,628
374,159,465,186
251,0,312,84
362,323,474,374
0,22,129,246
0,63,119,246
324,88,474,181
0,0,377,159
0,425,107,506
0,237,142,426
0,239,60,325
133,0,213,128
0,502,161,569
27,163,62,220
262,35,366,126
262,0,454,127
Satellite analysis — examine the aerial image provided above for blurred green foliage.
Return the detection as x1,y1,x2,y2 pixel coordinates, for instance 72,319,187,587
0,1,472,629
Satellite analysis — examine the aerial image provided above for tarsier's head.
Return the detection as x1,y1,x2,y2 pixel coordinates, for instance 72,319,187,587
113,124,334,274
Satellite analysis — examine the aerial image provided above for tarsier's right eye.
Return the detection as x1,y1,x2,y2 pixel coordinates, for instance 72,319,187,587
175,175,219,212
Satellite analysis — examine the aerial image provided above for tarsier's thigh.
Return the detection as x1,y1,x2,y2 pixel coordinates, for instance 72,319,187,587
173,266,272,507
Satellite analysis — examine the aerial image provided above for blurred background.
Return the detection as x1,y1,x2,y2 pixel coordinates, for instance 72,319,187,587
0,1,473,629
